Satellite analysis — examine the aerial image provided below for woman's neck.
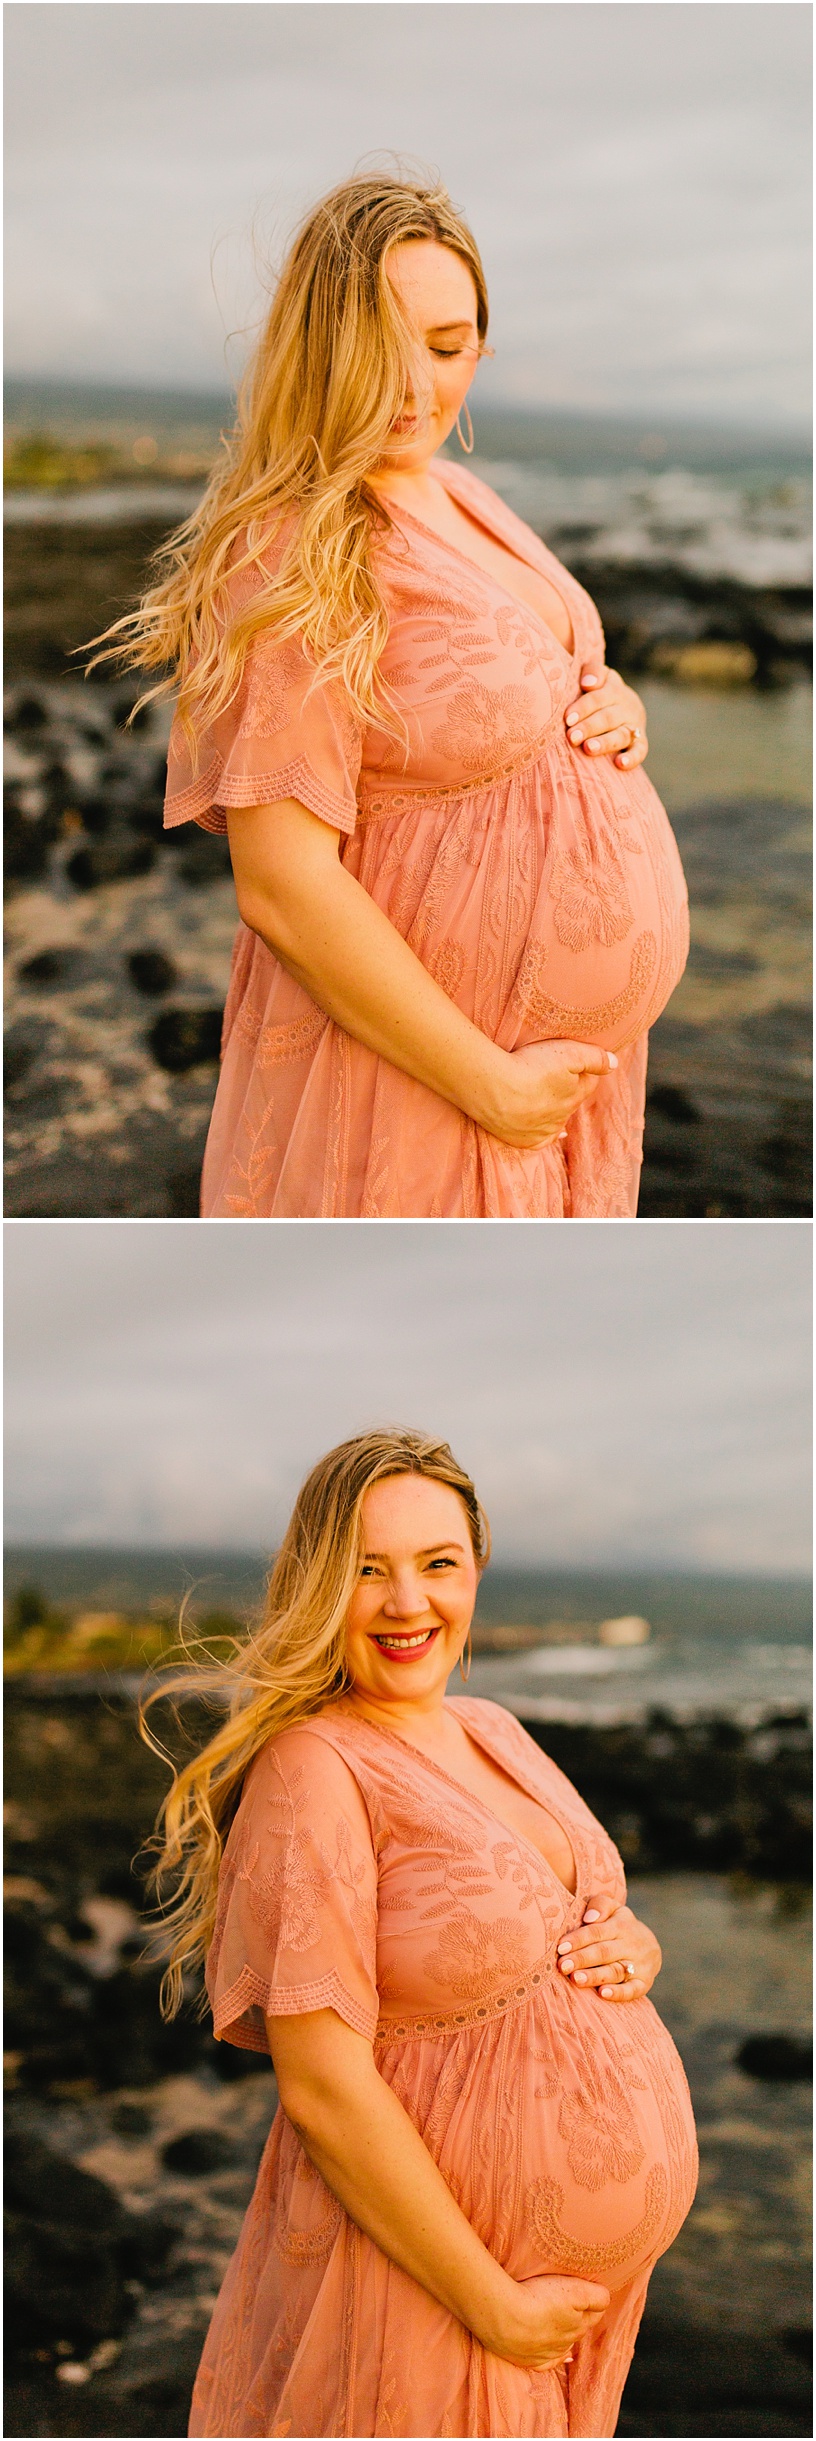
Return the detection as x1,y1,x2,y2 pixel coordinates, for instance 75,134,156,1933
341,1685,455,1752
367,459,445,511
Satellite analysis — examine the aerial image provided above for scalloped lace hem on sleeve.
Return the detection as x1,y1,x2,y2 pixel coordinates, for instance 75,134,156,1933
212,1964,379,2049
164,751,358,836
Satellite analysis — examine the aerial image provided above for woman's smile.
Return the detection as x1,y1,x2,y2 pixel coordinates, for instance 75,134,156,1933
370,1622,442,1660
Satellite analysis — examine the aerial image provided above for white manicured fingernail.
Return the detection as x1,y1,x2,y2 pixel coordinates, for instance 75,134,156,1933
583,1909,600,1923
607,1053,618,1069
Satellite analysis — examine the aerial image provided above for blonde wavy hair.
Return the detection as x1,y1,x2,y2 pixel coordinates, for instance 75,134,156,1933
144,1426,490,2019
89,169,490,758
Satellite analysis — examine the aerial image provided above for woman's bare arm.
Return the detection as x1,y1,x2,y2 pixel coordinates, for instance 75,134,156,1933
267,2007,608,2369
227,798,615,1152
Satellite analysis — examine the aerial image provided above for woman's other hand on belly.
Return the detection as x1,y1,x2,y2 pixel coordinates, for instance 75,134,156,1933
565,663,649,772
556,1897,662,2001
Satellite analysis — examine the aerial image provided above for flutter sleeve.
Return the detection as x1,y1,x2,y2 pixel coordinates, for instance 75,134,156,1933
205,1728,380,2054
163,543,364,839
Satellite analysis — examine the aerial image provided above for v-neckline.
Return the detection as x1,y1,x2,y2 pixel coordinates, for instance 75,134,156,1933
329,1700,582,1911
379,463,577,665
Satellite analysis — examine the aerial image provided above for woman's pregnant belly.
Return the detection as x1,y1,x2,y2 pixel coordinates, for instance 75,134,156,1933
381,1987,698,2303
350,742,689,1059
505,747,690,1055
516,1984,699,2292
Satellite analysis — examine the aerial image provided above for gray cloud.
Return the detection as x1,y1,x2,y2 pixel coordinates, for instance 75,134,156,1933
4,1221,811,1571
4,3,811,423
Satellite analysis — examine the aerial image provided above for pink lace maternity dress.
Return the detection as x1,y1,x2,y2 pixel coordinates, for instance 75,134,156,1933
166,458,688,1220
164,462,689,1216
190,1697,697,2439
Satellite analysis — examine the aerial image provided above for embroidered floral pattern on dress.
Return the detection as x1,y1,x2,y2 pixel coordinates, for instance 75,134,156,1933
239,637,309,736
550,836,634,954
420,1912,542,2008
558,2061,647,2191
430,679,541,773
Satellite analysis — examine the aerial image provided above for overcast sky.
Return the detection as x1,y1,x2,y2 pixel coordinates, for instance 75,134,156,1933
4,2,811,426
4,1222,811,1573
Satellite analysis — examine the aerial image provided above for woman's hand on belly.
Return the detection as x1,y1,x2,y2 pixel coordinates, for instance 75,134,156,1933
494,1038,619,1149
486,2272,610,2371
556,1898,662,2001
564,662,649,772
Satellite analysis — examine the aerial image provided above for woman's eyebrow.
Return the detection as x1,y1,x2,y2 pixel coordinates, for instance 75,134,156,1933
425,320,475,335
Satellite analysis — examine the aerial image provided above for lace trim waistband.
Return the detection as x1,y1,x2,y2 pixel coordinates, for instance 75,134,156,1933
356,724,561,823
373,1956,554,2045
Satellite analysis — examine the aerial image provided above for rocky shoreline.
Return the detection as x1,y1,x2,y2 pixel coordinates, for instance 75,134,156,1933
4,1679,811,2437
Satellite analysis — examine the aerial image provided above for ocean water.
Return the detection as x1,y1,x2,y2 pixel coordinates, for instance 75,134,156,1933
4,1548,811,1726
470,1565,813,1727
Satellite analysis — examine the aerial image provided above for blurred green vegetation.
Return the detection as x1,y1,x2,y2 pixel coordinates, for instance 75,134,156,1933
4,428,213,490
3,1584,241,1675
5,433,124,490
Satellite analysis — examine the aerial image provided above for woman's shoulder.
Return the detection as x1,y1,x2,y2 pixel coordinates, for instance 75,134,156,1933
248,1707,363,1768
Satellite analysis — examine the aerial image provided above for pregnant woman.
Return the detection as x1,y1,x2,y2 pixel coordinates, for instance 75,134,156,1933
151,1429,698,2439
102,172,689,1215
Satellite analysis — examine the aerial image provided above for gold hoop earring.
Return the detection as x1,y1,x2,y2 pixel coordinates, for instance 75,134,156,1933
459,1628,472,1684
455,402,474,455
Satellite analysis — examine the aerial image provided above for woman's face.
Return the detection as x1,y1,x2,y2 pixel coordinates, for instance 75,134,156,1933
345,1473,479,1711
377,238,482,473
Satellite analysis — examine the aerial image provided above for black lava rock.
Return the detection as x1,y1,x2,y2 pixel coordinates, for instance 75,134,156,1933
111,2101,153,2137
736,2033,812,2081
5,1026,46,1090
128,948,178,996
67,838,156,889
5,2134,133,2353
4,786,61,886
148,1008,223,1072
4,2130,178,2362
161,2127,236,2176
18,947,86,988
4,689,49,734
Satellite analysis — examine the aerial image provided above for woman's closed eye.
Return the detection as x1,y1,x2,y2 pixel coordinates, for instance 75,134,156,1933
359,1553,458,1579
